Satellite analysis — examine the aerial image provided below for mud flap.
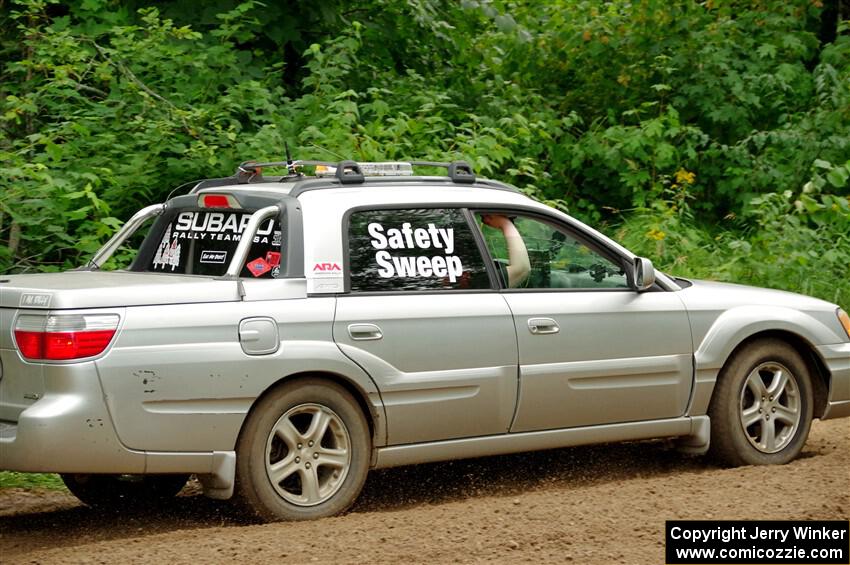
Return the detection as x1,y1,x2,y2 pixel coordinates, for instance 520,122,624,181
675,415,710,455
198,451,236,499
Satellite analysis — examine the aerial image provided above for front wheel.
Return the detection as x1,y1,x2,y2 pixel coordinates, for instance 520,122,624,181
708,338,813,466
234,378,371,521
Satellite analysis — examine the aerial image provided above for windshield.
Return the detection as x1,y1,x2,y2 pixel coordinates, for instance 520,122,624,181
136,209,283,278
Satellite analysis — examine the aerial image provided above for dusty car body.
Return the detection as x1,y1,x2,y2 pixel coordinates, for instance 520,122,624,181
1,160,848,520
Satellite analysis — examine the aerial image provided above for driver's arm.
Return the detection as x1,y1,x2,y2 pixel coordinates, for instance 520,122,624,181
482,215,530,287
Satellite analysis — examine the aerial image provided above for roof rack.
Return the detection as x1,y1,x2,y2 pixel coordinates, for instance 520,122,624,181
411,161,475,184
233,159,476,185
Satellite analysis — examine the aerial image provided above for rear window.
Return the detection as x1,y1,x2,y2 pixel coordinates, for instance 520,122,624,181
142,209,283,277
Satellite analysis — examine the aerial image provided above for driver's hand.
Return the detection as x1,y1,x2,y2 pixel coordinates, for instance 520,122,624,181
482,214,510,230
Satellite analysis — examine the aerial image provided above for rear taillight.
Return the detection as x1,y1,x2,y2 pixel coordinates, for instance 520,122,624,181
14,314,119,361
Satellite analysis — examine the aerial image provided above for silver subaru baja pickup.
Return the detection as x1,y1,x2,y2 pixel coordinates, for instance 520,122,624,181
1,159,849,521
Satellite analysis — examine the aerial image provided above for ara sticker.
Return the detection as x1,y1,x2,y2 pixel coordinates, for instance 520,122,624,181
247,257,272,277
313,262,342,272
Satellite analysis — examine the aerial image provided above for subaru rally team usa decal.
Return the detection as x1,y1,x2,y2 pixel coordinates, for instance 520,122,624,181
368,222,463,281
173,211,276,242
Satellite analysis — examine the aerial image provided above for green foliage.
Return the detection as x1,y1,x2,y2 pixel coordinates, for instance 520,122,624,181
0,471,65,490
1,0,848,307
618,164,850,305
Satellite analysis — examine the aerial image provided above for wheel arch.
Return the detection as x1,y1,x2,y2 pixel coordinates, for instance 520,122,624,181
717,330,829,418
237,370,385,456
691,327,830,418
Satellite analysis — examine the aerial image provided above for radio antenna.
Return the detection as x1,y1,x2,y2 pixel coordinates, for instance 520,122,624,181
309,143,346,160
284,142,295,175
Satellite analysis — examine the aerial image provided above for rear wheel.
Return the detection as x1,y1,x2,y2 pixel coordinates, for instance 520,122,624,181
60,473,189,508
708,338,813,466
234,378,370,521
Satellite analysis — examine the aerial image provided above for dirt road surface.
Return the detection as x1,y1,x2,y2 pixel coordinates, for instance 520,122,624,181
1,419,848,564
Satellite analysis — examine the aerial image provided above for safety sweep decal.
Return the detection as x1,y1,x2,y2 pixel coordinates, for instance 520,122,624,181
368,222,462,281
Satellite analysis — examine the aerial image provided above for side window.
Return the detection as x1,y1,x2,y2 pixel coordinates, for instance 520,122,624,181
475,212,628,290
348,208,491,292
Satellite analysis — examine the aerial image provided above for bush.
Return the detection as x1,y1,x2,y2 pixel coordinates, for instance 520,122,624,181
1,0,848,307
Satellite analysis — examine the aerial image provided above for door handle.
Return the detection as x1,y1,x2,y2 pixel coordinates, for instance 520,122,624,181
348,323,383,341
528,317,560,335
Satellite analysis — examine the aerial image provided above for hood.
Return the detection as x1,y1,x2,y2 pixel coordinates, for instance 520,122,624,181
677,279,837,312
0,271,241,309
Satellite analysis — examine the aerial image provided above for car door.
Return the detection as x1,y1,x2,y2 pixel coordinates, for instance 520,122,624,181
333,207,519,446
472,210,693,432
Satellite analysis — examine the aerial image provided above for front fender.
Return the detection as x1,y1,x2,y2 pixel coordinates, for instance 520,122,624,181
688,305,840,416
694,305,840,370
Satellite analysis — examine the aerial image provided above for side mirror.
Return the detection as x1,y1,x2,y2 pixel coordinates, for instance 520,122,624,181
632,257,656,292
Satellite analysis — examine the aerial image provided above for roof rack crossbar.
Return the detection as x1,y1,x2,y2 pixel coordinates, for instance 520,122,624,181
232,158,475,185
238,159,339,172
408,160,451,167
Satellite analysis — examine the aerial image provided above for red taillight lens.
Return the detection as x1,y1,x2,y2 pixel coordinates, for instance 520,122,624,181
43,330,117,360
15,314,119,361
14,330,43,359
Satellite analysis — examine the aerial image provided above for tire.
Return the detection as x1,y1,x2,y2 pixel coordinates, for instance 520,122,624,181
708,338,813,466
234,378,371,521
60,473,189,508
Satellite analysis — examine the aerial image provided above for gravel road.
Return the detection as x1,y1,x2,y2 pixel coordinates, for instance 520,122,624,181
1,419,847,564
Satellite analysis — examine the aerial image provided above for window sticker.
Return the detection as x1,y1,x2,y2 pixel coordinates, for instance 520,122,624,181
152,224,182,271
368,222,463,282
171,211,275,244
247,257,272,277
265,251,281,267
200,250,228,264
